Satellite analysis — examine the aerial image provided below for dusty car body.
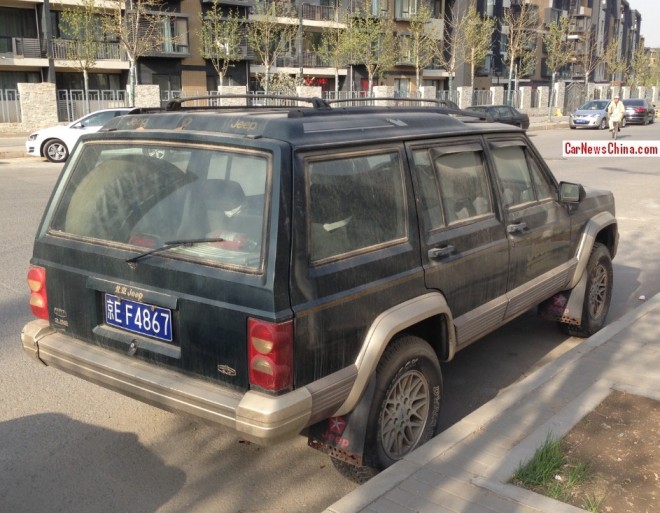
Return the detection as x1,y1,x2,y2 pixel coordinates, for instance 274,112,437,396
22,96,618,480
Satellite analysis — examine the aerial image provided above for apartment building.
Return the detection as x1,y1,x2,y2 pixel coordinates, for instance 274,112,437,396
0,0,647,106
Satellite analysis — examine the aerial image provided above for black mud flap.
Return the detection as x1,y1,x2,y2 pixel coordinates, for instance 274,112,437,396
307,378,376,468
538,271,587,326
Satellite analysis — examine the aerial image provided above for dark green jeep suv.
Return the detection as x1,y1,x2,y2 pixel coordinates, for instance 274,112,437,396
22,97,617,479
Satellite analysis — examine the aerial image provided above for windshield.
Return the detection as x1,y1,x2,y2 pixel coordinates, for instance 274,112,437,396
50,143,270,271
579,101,609,111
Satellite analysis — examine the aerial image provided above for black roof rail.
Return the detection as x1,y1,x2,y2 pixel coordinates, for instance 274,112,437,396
164,94,331,111
325,97,493,122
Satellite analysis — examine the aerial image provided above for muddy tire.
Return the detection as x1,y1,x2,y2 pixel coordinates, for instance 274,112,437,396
560,243,613,337
365,336,442,470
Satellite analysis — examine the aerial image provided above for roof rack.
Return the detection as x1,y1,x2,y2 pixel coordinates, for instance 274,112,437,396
164,94,331,111
144,94,493,123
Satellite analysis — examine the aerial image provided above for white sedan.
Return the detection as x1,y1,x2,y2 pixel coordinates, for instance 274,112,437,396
26,108,137,163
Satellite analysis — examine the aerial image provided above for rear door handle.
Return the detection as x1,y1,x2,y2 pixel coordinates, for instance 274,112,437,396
507,222,528,234
428,245,455,259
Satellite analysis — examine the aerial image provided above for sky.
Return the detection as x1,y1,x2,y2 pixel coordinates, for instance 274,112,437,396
629,0,660,48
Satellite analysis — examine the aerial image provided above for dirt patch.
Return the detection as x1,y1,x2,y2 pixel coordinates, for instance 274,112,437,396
552,391,660,512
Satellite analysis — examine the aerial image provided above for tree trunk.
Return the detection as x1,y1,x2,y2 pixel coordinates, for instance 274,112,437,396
127,60,137,107
507,59,515,105
83,69,90,115
548,71,556,119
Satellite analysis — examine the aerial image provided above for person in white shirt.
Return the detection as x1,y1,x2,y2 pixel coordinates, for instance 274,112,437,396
607,95,625,131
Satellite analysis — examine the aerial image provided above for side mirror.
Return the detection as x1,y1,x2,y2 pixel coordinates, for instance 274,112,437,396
559,182,585,203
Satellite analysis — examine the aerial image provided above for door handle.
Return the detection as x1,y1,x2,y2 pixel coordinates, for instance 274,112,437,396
507,222,528,234
428,245,455,259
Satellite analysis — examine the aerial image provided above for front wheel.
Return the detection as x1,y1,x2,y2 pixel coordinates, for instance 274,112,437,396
560,243,613,337
43,139,69,163
365,335,442,470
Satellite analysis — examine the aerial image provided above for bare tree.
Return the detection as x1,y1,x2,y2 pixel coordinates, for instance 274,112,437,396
502,3,539,103
544,15,573,116
575,24,601,92
407,2,437,91
102,0,181,106
342,0,397,94
245,1,299,95
58,0,104,114
316,8,351,97
198,0,244,88
462,4,495,88
433,6,464,96
601,37,627,85
628,44,651,88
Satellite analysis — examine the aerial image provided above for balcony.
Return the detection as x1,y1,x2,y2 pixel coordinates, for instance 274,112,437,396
51,39,126,61
0,36,42,58
272,51,329,68
301,3,341,22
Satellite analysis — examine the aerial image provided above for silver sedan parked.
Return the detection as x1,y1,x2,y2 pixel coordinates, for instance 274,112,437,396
569,99,626,130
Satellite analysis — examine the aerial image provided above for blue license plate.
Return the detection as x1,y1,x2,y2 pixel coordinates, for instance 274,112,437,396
575,119,587,124
105,294,173,342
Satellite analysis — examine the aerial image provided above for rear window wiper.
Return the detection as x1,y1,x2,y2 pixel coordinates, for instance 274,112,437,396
126,238,225,264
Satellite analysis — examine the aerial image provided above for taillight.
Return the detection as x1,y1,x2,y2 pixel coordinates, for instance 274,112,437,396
248,318,293,392
27,265,48,320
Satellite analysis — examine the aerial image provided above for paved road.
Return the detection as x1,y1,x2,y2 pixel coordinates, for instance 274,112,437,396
1,123,659,513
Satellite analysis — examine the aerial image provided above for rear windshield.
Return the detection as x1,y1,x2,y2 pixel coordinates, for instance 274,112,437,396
50,143,270,271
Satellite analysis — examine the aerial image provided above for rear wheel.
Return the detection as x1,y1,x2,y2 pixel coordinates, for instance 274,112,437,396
43,139,69,163
599,118,607,130
560,243,613,337
365,335,442,470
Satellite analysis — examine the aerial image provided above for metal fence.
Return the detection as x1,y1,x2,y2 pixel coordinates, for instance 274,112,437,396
0,89,21,123
436,90,459,104
57,89,127,122
472,89,493,106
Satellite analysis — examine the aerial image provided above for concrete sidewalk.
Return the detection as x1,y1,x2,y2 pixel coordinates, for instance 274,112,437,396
0,135,29,159
325,294,660,513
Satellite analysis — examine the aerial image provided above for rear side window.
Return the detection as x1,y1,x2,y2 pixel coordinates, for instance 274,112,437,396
412,144,493,229
307,151,406,263
49,143,269,271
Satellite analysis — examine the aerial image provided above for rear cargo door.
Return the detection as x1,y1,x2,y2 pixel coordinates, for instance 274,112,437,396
37,138,291,391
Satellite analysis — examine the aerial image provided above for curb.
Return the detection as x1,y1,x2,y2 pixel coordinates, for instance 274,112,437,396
324,294,660,513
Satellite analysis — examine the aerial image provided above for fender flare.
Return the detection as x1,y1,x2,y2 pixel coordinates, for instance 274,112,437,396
333,292,455,417
567,211,617,289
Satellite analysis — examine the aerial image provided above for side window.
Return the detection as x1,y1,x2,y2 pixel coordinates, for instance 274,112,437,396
490,145,535,208
308,152,406,263
412,146,493,228
491,143,555,207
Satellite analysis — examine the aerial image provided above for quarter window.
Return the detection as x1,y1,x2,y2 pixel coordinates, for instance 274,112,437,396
308,152,406,263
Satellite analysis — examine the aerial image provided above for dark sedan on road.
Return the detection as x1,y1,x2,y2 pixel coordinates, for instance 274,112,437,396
465,104,530,129
622,99,655,125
